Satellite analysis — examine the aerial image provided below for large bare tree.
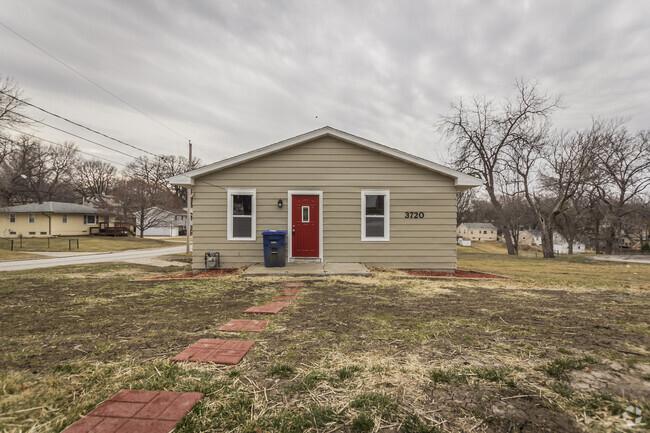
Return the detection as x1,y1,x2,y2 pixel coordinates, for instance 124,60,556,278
74,159,118,198
440,79,560,255
592,120,650,253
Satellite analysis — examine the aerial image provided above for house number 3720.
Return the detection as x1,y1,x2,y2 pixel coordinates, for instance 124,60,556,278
404,212,425,219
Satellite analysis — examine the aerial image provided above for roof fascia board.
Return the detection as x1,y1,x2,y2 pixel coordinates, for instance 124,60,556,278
169,127,483,188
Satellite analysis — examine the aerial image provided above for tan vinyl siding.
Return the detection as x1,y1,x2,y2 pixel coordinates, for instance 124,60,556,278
192,136,457,270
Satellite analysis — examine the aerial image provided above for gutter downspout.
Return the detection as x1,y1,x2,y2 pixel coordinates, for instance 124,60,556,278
41,212,52,236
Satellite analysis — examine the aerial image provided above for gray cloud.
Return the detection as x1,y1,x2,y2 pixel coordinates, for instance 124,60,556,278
1,0,648,166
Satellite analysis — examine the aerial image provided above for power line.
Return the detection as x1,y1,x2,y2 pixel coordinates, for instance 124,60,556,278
0,19,192,142
0,90,156,157
8,111,142,159
3,126,128,167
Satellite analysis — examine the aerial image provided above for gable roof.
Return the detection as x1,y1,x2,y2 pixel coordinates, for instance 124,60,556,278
0,201,100,214
461,223,497,230
168,126,483,190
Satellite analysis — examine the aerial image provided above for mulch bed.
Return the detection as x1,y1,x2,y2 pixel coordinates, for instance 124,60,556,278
402,269,505,279
144,269,238,280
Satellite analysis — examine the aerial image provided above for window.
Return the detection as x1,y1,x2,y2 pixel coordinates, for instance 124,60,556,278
84,215,97,224
62,214,67,223
302,206,309,223
28,213,35,223
484,230,487,234
227,189,256,240
29,231,36,235
9,213,15,223
361,190,390,241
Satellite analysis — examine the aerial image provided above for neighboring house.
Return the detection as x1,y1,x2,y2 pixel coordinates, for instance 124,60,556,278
134,207,186,237
169,126,482,271
518,229,539,246
553,233,585,254
456,223,498,242
0,201,101,237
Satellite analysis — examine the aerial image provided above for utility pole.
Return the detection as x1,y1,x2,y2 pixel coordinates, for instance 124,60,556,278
186,140,192,254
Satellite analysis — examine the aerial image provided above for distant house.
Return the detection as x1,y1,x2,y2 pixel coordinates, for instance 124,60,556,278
0,201,102,237
519,229,584,253
456,223,498,242
134,207,187,237
553,233,585,254
519,229,540,246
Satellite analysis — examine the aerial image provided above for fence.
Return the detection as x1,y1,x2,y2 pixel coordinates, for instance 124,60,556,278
0,237,80,251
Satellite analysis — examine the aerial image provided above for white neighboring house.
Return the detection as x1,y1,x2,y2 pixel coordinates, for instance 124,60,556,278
134,207,186,237
525,229,584,254
553,233,585,254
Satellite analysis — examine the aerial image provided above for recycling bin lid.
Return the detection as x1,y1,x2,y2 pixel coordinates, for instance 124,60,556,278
261,230,287,236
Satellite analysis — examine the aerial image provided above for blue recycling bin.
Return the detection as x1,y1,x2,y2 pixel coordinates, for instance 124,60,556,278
262,230,287,267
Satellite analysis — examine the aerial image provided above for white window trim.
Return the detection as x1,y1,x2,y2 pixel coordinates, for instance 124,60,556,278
361,190,390,242
28,213,35,223
227,188,256,241
9,213,15,223
84,215,97,225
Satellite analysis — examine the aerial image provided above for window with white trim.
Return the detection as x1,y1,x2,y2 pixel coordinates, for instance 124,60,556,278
361,190,390,241
28,213,35,223
84,215,97,224
62,214,67,223
9,213,15,223
227,189,256,240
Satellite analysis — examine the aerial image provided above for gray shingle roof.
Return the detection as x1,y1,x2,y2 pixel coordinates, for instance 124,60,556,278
462,223,497,230
0,201,100,214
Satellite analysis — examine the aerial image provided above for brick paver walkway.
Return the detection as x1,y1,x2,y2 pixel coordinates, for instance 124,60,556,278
285,282,305,287
218,319,268,332
172,339,254,365
243,302,291,315
63,390,203,433
279,289,301,295
272,295,297,301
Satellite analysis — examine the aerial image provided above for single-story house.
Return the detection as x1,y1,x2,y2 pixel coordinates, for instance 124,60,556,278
456,223,497,242
170,127,482,271
0,201,102,237
520,229,585,253
518,229,538,246
134,207,187,237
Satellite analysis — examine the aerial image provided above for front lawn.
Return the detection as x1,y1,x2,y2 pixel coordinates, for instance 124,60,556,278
0,236,178,254
0,253,648,432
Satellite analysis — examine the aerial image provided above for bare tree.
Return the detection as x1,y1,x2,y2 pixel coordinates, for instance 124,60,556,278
510,128,596,258
0,75,28,129
0,135,78,205
439,79,560,255
110,178,181,238
125,154,200,202
74,159,118,198
592,120,650,253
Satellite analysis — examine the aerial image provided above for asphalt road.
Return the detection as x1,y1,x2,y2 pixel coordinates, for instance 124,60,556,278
590,254,650,264
0,246,186,271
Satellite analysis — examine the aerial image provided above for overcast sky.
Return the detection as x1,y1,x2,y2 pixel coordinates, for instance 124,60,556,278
1,0,649,167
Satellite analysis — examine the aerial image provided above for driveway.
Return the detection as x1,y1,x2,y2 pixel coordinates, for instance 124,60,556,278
0,246,186,271
590,254,650,264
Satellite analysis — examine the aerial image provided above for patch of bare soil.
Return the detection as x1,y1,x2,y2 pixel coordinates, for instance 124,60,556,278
146,268,239,279
403,269,505,278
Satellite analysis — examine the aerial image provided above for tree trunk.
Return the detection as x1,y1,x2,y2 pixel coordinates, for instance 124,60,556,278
567,235,574,255
540,222,555,259
487,188,517,255
594,218,601,254
139,213,144,239
604,224,616,254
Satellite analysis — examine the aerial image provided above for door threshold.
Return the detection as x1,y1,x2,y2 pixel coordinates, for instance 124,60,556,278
289,257,322,263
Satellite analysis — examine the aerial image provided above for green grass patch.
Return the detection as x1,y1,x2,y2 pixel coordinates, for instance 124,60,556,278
351,413,374,432
350,392,398,420
268,364,295,378
538,356,598,381
335,365,363,381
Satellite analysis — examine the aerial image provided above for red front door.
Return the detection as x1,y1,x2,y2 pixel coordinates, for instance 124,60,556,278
291,195,319,257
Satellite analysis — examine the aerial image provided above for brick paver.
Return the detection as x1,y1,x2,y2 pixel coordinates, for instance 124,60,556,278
285,282,305,287
218,319,268,332
272,295,297,301
63,389,203,433
279,289,301,295
172,339,254,365
243,302,291,315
